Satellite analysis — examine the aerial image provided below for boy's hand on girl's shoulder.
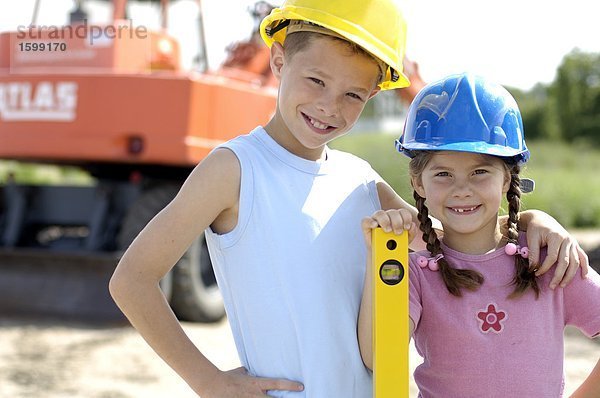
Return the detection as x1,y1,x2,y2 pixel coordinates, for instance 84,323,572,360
527,227,589,289
523,210,589,289
361,209,417,248
201,367,304,397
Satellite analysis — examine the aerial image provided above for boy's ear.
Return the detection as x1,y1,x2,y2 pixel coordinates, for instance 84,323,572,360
368,86,381,100
269,42,285,80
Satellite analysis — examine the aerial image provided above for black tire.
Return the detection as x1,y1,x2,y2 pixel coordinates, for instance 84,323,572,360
117,184,180,301
589,246,600,274
170,235,225,323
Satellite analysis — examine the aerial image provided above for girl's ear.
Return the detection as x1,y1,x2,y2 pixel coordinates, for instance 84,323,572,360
412,177,426,198
269,42,285,81
503,169,512,194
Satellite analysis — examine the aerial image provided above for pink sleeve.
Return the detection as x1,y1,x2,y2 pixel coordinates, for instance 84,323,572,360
563,268,600,338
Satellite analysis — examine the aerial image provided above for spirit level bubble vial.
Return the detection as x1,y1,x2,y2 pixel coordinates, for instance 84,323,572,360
372,228,409,398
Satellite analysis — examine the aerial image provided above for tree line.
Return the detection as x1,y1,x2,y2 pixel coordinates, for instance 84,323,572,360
509,49,600,144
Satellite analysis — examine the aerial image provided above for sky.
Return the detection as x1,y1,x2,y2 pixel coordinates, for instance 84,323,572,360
2,0,600,91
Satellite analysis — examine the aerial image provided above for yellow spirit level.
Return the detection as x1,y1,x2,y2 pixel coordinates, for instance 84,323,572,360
372,228,409,398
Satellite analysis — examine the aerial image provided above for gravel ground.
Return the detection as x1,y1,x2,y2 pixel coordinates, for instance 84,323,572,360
0,316,239,398
0,316,597,398
0,230,597,397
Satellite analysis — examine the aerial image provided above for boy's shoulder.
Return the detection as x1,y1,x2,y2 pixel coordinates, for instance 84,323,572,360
328,147,373,169
222,126,263,148
211,127,267,161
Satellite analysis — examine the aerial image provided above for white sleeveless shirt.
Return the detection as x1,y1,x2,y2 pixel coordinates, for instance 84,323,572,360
205,127,381,397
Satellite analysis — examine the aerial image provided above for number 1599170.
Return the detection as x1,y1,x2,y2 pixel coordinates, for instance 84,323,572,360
18,42,67,52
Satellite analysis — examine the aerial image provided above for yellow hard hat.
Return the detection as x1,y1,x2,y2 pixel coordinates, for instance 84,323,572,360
259,0,410,90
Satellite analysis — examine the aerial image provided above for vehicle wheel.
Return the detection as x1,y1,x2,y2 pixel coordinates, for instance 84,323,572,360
589,246,600,274
117,184,180,301
170,235,225,323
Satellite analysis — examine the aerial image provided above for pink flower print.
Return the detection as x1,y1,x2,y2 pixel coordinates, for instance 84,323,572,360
477,303,506,334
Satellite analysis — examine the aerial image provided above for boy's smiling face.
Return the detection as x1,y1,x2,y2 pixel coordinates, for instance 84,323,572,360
266,34,381,160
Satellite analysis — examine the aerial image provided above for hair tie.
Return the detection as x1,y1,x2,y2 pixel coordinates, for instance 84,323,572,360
416,253,443,271
504,243,529,258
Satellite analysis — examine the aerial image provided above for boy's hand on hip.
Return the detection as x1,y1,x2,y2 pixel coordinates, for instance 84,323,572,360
203,367,304,397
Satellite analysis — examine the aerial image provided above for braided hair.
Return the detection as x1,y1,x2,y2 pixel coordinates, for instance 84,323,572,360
505,163,540,298
410,152,484,297
409,152,539,298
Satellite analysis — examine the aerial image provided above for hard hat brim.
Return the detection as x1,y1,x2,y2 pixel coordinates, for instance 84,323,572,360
260,6,410,90
397,140,530,164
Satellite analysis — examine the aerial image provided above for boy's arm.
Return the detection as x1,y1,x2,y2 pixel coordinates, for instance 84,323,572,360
508,209,589,288
378,179,588,286
358,211,416,371
357,241,374,370
570,359,600,398
109,149,303,397
357,247,416,372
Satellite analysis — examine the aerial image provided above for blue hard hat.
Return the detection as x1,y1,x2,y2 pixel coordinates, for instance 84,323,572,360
396,73,530,164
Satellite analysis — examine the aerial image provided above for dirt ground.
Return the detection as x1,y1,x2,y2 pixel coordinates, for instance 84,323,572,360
0,315,597,398
1,231,598,397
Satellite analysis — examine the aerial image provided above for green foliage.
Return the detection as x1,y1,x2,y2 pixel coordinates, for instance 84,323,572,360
331,132,414,201
0,161,93,186
506,49,600,144
551,49,600,144
521,140,600,228
508,84,556,140
331,134,600,228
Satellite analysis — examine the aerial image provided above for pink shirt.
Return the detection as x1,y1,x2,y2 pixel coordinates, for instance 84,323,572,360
409,240,600,398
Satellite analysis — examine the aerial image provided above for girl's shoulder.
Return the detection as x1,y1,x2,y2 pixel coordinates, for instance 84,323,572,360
409,250,433,263
408,250,436,273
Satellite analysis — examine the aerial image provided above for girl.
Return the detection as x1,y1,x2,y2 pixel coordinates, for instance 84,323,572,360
358,73,600,397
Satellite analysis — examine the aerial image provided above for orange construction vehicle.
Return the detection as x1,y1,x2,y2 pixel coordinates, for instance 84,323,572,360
0,0,425,321
0,0,277,321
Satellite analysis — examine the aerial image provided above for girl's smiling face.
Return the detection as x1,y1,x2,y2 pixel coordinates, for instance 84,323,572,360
412,151,511,254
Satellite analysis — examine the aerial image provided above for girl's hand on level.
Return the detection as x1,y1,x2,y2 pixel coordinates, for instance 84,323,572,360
361,208,417,248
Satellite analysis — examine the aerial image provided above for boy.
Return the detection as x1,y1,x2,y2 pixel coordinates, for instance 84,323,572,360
110,1,588,396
